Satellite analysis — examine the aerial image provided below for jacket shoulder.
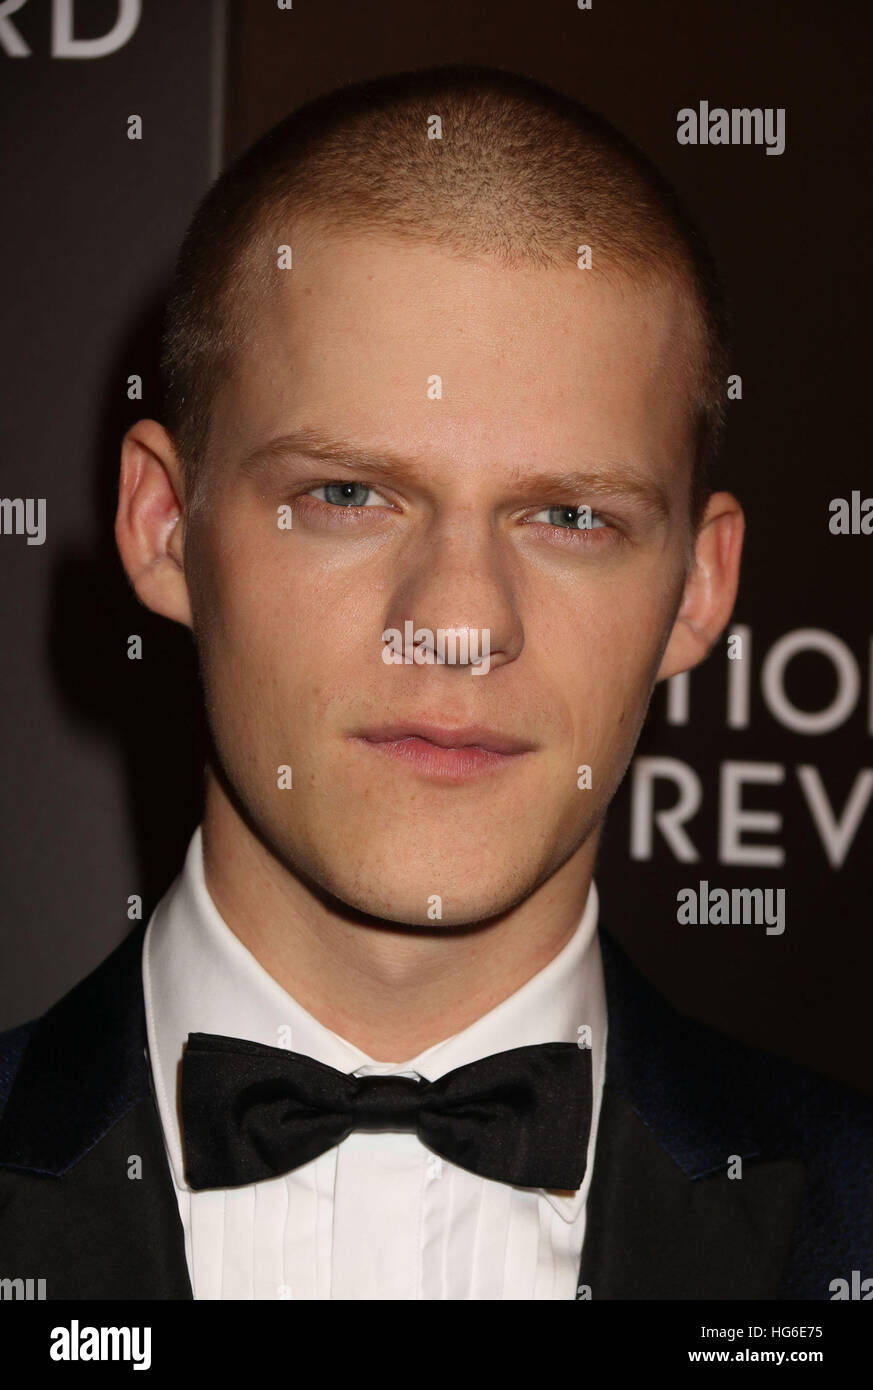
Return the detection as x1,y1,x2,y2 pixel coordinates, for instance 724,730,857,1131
600,925,873,1160
0,1020,38,1117
0,924,149,1175
725,1020,873,1296
599,927,873,1295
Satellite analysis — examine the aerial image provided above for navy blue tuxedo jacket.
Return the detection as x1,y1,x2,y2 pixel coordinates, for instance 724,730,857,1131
0,922,871,1299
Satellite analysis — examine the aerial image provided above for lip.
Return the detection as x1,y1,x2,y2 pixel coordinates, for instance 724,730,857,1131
355,721,534,754
350,721,535,779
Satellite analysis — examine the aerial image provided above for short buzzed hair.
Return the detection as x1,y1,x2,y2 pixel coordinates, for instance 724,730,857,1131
160,64,729,523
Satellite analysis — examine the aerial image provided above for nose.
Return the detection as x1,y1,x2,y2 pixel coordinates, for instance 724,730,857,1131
382,511,524,675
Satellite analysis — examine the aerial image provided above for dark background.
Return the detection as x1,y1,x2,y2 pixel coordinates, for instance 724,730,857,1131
2,0,870,1093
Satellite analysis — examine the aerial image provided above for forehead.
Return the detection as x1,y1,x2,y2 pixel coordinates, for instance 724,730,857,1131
211,229,698,484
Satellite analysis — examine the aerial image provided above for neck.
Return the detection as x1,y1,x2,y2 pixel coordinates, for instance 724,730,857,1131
199,776,600,1060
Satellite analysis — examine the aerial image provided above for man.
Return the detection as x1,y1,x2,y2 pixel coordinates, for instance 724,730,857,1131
1,66,870,1301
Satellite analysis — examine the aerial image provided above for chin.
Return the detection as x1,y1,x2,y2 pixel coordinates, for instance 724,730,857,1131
315,854,541,930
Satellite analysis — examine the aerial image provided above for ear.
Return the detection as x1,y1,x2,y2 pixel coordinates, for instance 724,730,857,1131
656,491,745,681
115,418,193,629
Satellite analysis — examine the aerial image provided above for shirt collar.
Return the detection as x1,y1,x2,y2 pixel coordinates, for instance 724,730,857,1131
144,826,606,1223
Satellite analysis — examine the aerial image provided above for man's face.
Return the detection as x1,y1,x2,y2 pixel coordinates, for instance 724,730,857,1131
184,230,699,925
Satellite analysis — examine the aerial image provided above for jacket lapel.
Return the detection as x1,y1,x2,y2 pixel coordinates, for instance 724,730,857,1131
0,924,192,1299
579,930,806,1299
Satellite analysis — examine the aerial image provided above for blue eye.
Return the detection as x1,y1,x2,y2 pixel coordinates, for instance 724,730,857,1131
531,506,606,530
311,483,380,507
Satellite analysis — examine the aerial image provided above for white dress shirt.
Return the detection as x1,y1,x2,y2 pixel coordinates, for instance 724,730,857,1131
143,828,607,1300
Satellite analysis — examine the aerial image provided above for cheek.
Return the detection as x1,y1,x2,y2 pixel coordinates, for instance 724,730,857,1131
537,575,675,749
192,536,373,738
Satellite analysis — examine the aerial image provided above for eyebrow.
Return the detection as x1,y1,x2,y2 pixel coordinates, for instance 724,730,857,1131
240,427,671,520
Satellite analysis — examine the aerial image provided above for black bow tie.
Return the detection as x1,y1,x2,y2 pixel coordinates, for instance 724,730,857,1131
180,1033,593,1192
